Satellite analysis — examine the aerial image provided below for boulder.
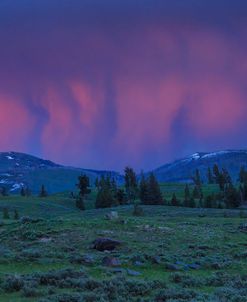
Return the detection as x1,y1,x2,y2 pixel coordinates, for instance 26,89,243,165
102,256,121,267
166,263,180,271
239,223,247,232
105,211,119,220
127,269,142,276
92,238,122,251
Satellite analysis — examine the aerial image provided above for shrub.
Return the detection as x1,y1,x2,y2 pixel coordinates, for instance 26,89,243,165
133,204,144,216
3,208,10,220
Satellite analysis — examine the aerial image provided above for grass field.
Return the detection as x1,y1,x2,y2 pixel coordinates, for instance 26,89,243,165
0,185,246,301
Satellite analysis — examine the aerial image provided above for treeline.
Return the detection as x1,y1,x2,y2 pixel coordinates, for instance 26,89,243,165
0,184,47,198
75,165,247,210
75,167,164,210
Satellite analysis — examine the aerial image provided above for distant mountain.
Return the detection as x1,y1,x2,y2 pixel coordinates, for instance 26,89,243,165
0,152,122,194
153,150,247,183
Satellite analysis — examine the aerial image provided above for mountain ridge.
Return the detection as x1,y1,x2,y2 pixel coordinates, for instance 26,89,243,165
0,149,247,193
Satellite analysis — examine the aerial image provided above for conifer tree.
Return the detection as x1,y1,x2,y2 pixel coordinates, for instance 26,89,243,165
213,164,220,183
14,209,19,220
207,167,214,184
139,173,149,204
39,185,48,197
224,183,241,208
115,188,126,205
76,175,91,210
193,169,202,187
146,172,163,205
3,208,9,219
189,197,196,208
124,167,138,202
192,186,200,199
95,175,115,208
239,166,246,183
171,193,179,206
204,195,213,208
1,187,8,196
20,187,25,197
183,184,190,207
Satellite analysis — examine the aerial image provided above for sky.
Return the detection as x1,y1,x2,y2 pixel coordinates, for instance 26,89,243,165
0,0,247,171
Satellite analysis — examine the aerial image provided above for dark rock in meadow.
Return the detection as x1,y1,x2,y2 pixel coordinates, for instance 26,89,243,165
92,238,122,251
133,261,144,267
111,268,126,274
239,223,247,232
166,263,180,271
105,211,119,220
20,216,43,224
188,263,201,270
151,255,162,264
102,256,121,267
70,254,95,265
127,269,142,276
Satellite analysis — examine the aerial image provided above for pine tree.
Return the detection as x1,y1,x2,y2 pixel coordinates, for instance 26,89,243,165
124,167,138,202
75,196,85,210
146,173,163,205
1,187,8,196
95,177,99,190
3,208,9,219
171,193,179,206
76,175,91,210
213,164,220,183
39,185,47,197
25,187,31,197
224,183,241,208
20,187,25,197
204,195,213,208
189,197,196,208
95,186,114,208
207,167,214,184
192,186,200,199
183,184,190,207
95,175,115,208
239,166,246,183
115,188,126,205
193,169,202,187
77,175,91,196
139,173,148,204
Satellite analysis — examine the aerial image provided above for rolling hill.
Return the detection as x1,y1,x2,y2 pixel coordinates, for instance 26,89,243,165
1,150,247,194
0,152,122,194
153,150,247,183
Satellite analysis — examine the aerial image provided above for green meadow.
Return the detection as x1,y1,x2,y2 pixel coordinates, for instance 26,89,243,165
0,184,246,301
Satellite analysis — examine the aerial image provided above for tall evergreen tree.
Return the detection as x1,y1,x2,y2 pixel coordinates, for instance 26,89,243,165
95,175,115,208
239,166,246,183
20,187,25,197
115,188,127,205
76,175,91,211
224,183,241,208
171,193,179,207
124,167,138,202
1,187,8,196
39,185,47,197
204,195,213,208
3,208,9,219
139,173,149,204
146,173,163,205
183,184,191,207
193,169,202,187
207,167,214,184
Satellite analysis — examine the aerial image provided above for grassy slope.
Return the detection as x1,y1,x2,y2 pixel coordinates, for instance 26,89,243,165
0,184,246,301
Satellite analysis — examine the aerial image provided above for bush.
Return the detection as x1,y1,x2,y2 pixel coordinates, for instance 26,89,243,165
133,204,144,216
3,275,24,292
3,208,10,220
